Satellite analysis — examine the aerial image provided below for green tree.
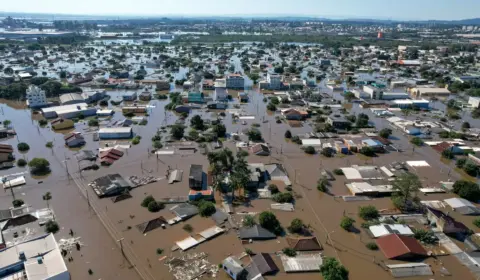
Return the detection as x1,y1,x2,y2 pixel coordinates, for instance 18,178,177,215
358,205,379,221
284,130,292,138
413,229,438,245
190,115,204,130
230,153,251,198
141,195,155,207
45,220,60,234
17,142,30,152
247,128,263,142
462,122,471,130
356,113,369,127
410,137,424,146
272,192,294,203
248,72,260,84
321,147,334,157
304,146,315,154
266,103,277,111
359,146,375,157
282,248,297,257
379,128,392,139
442,148,454,159
456,158,467,168
320,257,349,280
288,218,304,233
198,201,216,217
147,201,165,212
453,180,480,202
12,199,24,207
242,214,256,227
463,161,478,177
42,192,52,209
473,218,480,228
340,216,355,231
28,158,50,174
88,119,99,127
170,124,185,139
259,211,282,235
392,173,421,211
317,177,329,192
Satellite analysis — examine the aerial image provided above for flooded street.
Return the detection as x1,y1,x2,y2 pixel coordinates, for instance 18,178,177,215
1,81,478,280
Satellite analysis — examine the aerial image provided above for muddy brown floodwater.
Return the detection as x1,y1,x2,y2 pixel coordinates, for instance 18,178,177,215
0,88,478,280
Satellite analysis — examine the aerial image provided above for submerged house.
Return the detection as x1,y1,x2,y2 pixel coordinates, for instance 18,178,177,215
426,207,470,236
189,164,203,189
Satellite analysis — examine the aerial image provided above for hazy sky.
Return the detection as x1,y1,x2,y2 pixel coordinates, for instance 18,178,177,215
2,0,480,20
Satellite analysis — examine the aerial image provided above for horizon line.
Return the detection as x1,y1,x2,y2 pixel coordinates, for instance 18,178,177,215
0,11,478,22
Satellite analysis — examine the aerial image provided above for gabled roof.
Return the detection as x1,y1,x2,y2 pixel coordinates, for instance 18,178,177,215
239,225,276,240
251,253,278,275
376,234,427,259
426,207,470,231
0,144,13,154
136,216,167,234
286,236,322,251
171,203,199,219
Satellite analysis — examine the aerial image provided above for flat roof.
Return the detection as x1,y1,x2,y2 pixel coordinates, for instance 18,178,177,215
98,127,133,133
41,103,89,113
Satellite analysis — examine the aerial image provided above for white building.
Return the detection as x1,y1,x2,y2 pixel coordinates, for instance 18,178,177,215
41,103,97,119
98,127,133,139
0,233,70,280
226,74,244,89
26,85,48,108
469,97,480,108
369,224,414,238
214,79,228,101
363,85,383,99
267,73,282,90
381,92,410,100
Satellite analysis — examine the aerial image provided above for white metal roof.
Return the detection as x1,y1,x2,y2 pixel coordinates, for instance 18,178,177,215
176,236,199,251
280,254,322,272
98,127,132,133
444,198,475,209
406,160,430,167
341,167,362,180
301,139,321,146
369,224,414,238
386,263,433,278
41,103,89,113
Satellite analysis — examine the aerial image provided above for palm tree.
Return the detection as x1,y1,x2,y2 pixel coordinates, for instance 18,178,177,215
230,154,251,197
43,192,52,209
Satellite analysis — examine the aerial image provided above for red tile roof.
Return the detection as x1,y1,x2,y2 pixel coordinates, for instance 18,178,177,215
432,142,452,153
376,234,427,259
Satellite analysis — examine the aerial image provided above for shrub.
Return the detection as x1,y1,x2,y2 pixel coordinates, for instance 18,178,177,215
379,128,392,139
284,130,292,138
259,211,282,235
88,119,99,126
266,103,277,111
16,159,27,167
242,214,256,227
153,141,163,149
183,224,193,233
442,148,454,159
272,192,293,203
463,161,478,177
340,216,355,231
317,177,328,192
156,248,164,255
268,184,279,194
245,248,253,255
199,201,216,217
473,218,480,228
358,205,379,221
12,199,24,207
321,147,334,157
141,195,155,207
452,180,480,202
288,218,304,234
456,158,467,168
333,169,343,175
304,146,315,154
147,201,165,212
28,158,50,174
410,137,424,146
45,142,53,148
413,229,438,244
38,119,48,126
366,242,378,250
320,257,349,280
132,136,141,145
17,142,30,152
359,146,375,157
282,248,297,257
45,220,59,234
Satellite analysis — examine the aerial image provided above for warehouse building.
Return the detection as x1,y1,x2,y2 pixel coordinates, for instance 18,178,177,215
98,127,133,139
41,103,97,119
59,93,84,105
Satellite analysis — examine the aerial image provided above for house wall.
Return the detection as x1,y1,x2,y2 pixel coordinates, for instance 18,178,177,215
0,153,11,163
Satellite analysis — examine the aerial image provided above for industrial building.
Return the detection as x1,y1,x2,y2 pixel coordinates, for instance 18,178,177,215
41,103,97,119
59,93,84,105
98,127,133,139
226,74,245,89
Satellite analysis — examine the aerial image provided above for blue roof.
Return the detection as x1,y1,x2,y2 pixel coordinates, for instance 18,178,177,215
362,139,382,147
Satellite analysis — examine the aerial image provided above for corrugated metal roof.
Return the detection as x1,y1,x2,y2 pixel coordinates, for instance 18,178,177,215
386,263,433,278
280,254,322,272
